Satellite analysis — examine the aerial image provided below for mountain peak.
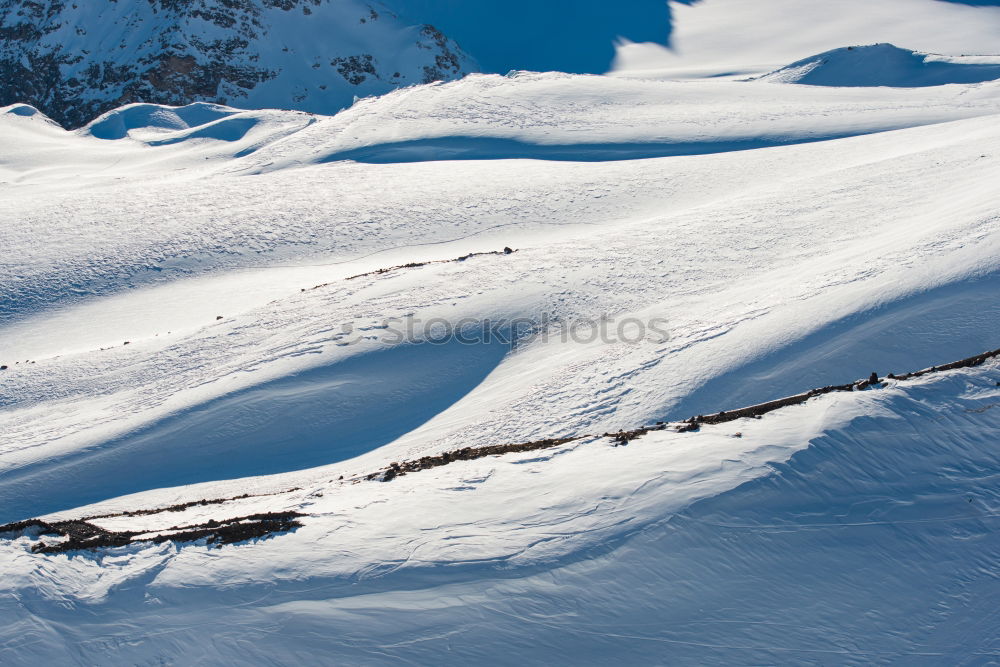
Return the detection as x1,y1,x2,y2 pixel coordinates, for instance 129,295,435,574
0,0,473,128
753,43,1000,87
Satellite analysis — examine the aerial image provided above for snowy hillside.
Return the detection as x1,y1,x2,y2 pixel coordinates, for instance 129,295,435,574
0,0,471,128
755,44,1000,87
2,0,1000,664
614,0,1000,77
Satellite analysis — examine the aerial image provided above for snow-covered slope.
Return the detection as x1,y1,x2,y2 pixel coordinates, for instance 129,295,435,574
3,63,1000,520
3,366,998,663
2,9,1000,663
0,0,471,129
614,0,1000,78
756,44,1000,87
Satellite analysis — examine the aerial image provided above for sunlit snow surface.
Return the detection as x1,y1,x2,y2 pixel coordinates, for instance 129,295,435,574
3,19,1000,665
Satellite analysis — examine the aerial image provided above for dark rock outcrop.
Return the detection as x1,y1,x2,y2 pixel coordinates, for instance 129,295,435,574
0,511,305,553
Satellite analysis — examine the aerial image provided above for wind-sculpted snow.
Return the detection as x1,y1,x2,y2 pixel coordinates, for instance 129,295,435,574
669,273,1000,420
19,92,961,320
245,71,1000,167
0,339,508,521
618,0,1000,79
2,103,41,118
1,367,998,663
85,102,241,141
4,76,1000,516
756,44,1000,87
3,41,1000,664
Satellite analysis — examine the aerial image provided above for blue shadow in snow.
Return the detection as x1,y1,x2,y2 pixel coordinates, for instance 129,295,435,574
664,273,1000,422
87,102,237,140
318,131,887,164
147,116,261,146
774,44,1000,88
0,340,508,523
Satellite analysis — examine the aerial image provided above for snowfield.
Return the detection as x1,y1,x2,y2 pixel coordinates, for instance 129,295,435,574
2,5,1000,663
4,369,999,664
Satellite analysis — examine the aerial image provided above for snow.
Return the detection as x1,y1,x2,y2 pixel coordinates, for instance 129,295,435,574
2,369,998,663
3,103,42,118
3,1,1000,662
84,103,242,141
755,44,1000,87
613,0,1000,78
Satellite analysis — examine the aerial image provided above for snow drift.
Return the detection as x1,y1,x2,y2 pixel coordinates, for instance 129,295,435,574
85,103,241,141
756,43,1000,87
3,5,1000,662
1,364,998,663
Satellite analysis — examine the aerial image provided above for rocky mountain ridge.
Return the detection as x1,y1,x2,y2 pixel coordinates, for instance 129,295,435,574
0,0,472,129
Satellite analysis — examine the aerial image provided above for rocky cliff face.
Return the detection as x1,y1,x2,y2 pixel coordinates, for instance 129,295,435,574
0,0,473,128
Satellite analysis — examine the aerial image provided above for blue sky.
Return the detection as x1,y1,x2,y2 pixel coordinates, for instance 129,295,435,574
385,0,688,73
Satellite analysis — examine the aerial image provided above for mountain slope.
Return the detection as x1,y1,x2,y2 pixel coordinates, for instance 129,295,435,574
2,4,1000,661
614,0,1000,78
0,0,472,129
3,70,1000,521
755,43,1000,87
1,358,998,663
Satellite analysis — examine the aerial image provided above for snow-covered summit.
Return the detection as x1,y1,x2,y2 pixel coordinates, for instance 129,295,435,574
755,43,1000,87
2,103,42,118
